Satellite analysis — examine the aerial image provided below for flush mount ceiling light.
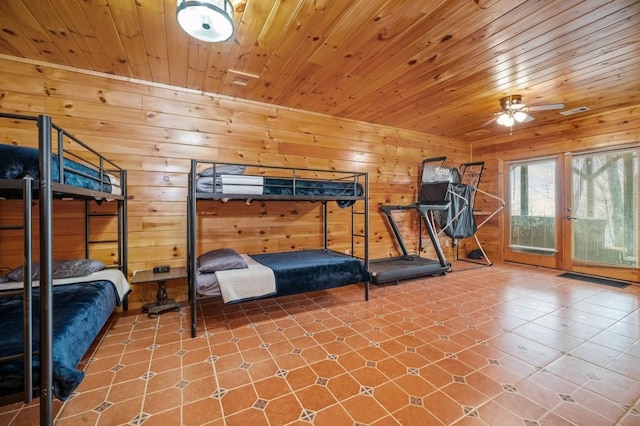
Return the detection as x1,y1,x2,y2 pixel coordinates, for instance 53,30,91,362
176,0,234,42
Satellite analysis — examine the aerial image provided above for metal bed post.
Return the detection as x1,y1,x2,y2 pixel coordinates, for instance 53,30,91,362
188,161,198,337
38,114,54,425
120,170,128,307
323,201,328,250
349,191,357,294
118,170,129,276
350,203,355,260
349,172,369,301
85,200,90,258
56,126,64,185
22,179,33,402
364,173,369,301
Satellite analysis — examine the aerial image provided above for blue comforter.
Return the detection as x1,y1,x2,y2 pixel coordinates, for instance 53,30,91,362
0,281,120,401
0,144,114,193
250,249,371,296
263,178,364,208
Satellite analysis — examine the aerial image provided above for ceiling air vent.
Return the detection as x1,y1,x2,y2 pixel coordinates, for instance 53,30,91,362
232,78,249,86
560,106,590,116
228,69,259,86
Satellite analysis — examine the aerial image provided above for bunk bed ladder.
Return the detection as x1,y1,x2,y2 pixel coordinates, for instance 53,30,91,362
83,177,129,307
85,201,118,256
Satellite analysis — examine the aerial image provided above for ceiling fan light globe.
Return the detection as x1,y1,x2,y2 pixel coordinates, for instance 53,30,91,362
504,115,515,126
496,113,514,127
513,111,528,123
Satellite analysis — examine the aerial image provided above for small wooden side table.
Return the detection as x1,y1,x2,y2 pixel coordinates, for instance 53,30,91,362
131,266,186,318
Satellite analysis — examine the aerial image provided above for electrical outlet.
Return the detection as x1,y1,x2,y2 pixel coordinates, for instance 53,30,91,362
153,265,171,274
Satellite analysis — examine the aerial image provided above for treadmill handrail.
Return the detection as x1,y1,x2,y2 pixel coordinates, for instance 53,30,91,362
379,203,450,267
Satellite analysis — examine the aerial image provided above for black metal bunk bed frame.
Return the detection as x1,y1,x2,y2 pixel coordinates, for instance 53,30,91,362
0,113,128,425
187,160,369,338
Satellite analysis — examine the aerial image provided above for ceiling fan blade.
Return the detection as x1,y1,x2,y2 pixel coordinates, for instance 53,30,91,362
480,115,498,128
528,103,565,111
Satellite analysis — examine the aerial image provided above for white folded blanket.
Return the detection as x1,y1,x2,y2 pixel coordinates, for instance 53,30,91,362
1,269,131,305
106,173,122,196
221,175,264,194
216,255,276,303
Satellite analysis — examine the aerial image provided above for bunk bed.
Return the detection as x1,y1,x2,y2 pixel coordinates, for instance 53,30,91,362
0,113,129,425
188,161,370,337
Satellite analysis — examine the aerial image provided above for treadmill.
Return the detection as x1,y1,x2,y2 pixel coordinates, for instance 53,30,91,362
370,157,455,284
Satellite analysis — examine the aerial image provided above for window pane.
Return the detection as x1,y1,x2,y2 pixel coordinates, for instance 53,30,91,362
509,159,556,255
572,149,638,267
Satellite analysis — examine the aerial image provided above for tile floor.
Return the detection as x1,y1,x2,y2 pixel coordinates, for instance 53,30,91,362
1,262,640,425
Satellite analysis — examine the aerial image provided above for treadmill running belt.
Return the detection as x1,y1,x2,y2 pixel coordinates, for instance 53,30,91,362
369,257,450,284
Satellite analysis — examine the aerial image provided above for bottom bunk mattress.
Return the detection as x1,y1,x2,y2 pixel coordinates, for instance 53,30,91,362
196,249,370,303
0,272,129,401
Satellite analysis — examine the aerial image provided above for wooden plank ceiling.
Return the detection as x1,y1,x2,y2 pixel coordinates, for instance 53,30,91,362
0,0,638,143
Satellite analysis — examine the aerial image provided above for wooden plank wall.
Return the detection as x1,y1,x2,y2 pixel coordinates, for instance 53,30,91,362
0,58,470,309
471,103,640,266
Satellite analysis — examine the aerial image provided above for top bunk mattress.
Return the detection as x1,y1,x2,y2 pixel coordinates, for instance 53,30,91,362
0,144,122,196
193,162,366,208
0,113,125,199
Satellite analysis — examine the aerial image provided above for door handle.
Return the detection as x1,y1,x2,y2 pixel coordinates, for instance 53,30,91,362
566,216,579,220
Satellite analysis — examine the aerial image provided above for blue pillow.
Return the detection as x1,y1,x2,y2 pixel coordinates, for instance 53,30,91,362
198,248,247,273
6,259,106,281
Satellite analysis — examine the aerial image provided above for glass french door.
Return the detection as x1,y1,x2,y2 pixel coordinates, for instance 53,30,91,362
505,148,640,282
566,148,639,281
505,157,561,268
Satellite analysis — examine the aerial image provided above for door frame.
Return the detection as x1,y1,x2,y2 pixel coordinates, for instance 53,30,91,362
502,149,640,282
502,155,564,270
563,149,640,282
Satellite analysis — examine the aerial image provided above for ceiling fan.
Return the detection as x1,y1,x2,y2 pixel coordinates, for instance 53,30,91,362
493,94,564,128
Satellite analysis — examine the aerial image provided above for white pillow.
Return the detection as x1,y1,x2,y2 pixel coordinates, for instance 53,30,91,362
199,165,245,177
